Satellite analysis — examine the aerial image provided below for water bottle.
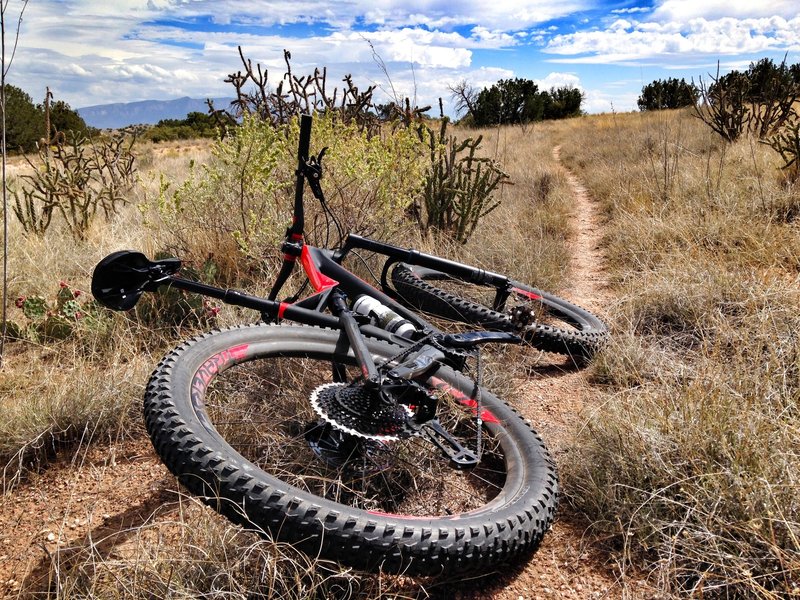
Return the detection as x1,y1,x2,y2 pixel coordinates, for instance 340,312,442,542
352,295,416,338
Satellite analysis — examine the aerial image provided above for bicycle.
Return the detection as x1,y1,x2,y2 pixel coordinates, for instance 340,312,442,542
91,114,607,576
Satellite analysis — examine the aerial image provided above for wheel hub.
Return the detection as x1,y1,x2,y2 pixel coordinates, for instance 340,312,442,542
304,420,388,472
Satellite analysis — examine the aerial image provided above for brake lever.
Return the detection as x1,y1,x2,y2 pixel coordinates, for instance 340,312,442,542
303,147,328,200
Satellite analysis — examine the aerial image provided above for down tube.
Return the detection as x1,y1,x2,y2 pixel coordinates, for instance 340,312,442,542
307,246,432,331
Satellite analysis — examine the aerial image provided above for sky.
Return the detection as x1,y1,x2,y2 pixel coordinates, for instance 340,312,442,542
4,0,800,115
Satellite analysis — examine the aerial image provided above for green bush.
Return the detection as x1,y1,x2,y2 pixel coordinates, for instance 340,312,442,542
152,113,424,282
144,111,223,143
295,113,423,243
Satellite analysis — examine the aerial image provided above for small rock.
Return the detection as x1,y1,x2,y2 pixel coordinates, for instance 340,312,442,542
46,532,55,542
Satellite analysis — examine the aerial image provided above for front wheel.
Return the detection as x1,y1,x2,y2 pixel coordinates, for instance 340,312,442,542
144,324,558,576
390,263,608,360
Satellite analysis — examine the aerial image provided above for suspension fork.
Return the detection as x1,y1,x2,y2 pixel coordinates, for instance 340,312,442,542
329,290,381,388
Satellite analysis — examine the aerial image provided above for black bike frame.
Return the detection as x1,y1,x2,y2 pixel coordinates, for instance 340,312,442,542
265,113,519,323
162,113,523,384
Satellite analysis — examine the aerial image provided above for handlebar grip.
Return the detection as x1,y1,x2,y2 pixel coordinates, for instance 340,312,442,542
298,114,312,163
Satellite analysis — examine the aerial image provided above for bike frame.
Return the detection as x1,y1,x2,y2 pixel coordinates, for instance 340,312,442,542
276,116,521,315
109,114,522,385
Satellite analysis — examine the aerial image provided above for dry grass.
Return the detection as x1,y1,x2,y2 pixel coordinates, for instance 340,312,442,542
37,498,379,599
557,108,800,597
1,120,575,596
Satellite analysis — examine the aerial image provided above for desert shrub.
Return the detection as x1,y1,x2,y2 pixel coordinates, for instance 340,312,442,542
150,112,424,283
766,119,800,184
12,132,136,240
695,57,800,142
293,111,423,245
151,115,290,283
144,111,224,143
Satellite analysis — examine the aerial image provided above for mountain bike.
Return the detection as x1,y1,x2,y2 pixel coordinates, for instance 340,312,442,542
91,114,606,576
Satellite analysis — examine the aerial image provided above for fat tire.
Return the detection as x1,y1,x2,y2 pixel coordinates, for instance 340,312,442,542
391,263,608,359
143,324,558,576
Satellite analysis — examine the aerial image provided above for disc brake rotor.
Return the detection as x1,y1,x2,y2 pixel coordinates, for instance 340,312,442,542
304,420,389,473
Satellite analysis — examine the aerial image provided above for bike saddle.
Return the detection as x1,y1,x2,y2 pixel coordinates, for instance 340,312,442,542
91,251,181,311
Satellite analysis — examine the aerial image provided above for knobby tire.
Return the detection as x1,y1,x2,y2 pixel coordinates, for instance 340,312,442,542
143,324,558,576
390,264,608,360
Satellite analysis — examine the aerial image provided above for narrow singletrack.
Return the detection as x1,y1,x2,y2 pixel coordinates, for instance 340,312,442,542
486,147,634,599
551,145,611,310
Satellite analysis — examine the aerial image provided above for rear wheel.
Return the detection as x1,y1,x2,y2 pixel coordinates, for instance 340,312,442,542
144,324,558,576
390,263,608,359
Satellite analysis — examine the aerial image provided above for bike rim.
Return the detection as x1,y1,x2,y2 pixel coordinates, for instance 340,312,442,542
189,344,520,519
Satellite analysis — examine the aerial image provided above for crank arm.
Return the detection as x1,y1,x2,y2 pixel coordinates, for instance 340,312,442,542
441,331,521,348
417,419,478,469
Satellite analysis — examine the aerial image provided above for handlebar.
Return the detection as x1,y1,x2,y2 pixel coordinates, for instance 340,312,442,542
288,113,313,238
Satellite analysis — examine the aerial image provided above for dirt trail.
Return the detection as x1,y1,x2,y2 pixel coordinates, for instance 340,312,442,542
1,148,630,599
483,147,623,599
551,146,611,310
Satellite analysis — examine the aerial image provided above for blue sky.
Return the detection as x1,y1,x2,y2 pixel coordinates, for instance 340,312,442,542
5,0,800,114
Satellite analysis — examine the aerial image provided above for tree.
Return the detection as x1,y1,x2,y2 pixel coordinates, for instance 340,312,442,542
3,84,41,152
472,78,541,126
543,86,584,119
0,87,90,152
638,78,699,111
470,78,584,126
448,79,479,117
48,99,91,138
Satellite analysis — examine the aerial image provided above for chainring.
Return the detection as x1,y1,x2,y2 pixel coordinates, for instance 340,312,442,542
310,382,415,441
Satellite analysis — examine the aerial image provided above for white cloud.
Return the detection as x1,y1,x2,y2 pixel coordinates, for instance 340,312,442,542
544,16,800,63
611,7,650,15
652,0,800,22
582,87,639,113
535,72,582,90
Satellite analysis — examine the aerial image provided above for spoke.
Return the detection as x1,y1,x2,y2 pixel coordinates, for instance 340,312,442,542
203,355,510,517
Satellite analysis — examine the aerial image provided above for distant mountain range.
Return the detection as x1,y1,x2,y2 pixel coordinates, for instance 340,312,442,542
77,96,235,129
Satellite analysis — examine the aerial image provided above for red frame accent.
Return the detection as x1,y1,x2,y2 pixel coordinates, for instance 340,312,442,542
430,377,500,424
300,245,339,293
511,286,541,301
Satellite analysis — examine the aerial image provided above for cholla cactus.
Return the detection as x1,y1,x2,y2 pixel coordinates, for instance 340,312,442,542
12,131,136,240
417,103,510,243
